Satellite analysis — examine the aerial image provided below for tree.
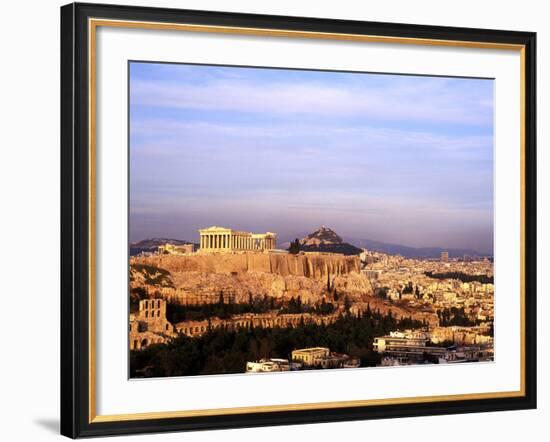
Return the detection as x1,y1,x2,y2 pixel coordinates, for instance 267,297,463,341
364,303,372,318
130,309,429,377
344,295,352,312
288,238,301,254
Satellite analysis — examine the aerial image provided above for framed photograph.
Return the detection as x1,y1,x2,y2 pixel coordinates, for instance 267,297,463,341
60,2,537,438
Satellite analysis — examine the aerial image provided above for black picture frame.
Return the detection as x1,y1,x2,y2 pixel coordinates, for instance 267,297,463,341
61,2,537,438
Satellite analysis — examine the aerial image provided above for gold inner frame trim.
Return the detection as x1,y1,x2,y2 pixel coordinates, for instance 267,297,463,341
88,17,527,424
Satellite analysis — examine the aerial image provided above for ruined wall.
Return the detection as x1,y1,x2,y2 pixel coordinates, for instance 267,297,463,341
132,252,360,279
129,298,177,350
175,311,341,337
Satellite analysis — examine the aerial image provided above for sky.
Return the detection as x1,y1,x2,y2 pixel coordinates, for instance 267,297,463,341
129,62,494,254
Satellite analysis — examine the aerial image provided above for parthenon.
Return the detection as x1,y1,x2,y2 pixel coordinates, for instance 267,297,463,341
199,226,276,252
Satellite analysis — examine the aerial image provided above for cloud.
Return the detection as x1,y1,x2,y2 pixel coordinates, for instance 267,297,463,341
129,117,493,210
128,63,494,253
130,118,493,159
129,190,493,252
130,74,493,126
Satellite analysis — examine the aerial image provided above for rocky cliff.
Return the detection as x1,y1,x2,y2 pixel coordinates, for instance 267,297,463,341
132,251,360,279
131,252,370,304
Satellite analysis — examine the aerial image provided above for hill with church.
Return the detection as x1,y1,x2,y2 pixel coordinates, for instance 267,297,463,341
293,226,363,256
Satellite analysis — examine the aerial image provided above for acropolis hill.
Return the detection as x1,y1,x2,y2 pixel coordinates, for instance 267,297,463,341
131,250,371,307
129,226,442,334
133,229,376,311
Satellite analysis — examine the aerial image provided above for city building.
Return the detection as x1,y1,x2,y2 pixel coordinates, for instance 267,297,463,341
199,226,276,252
158,242,195,255
429,325,494,346
373,329,494,365
373,331,429,354
245,358,295,373
441,251,449,262
291,347,330,366
291,347,358,369
362,269,381,280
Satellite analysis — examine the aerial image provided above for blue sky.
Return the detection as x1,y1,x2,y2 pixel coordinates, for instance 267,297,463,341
129,62,494,253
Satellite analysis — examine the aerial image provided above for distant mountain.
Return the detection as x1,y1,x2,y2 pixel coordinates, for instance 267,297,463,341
129,238,194,256
343,237,485,259
296,226,363,256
